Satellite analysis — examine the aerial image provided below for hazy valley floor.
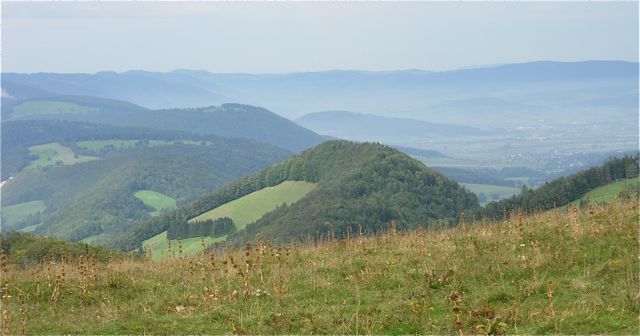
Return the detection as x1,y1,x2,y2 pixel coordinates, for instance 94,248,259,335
1,200,638,334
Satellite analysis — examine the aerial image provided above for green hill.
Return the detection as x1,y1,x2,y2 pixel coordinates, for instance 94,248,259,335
189,181,316,229
117,141,479,252
1,200,46,227
1,121,291,244
482,155,639,219
143,181,316,259
5,97,329,152
572,176,639,205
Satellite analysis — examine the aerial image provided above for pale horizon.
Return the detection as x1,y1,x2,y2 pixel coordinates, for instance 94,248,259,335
2,1,638,73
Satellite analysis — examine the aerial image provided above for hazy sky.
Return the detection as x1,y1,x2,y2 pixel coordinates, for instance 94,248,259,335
2,1,638,74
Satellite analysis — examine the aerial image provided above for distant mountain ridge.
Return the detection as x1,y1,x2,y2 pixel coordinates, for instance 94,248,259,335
2,94,329,152
3,60,637,127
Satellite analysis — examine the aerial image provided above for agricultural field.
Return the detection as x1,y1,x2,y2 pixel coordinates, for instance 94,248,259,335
134,190,177,214
2,200,637,334
189,181,317,230
25,143,100,170
76,139,211,152
76,140,140,151
11,100,99,118
1,200,46,227
461,183,521,205
142,181,317,259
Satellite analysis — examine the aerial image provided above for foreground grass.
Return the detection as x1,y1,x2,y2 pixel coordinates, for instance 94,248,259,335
1,200,638,334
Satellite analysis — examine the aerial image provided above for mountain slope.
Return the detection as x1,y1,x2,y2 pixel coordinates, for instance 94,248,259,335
1,121,291,243
4,100,329,152
115,141,479,251
480,155,639,219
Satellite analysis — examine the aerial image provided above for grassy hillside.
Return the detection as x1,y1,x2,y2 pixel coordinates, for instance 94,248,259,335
1,120,291,243
481,155,638,220
573,177,639,204
142,181,316,259
134,190,177,213
1,200,636,334
190,181,317,230
1,200,46,227
2,143,290,243
25,143,99,170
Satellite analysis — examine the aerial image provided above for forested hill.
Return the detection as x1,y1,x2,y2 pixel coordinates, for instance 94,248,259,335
1,119,292,180
113,141,479,251
480,155,639,219
3,94,329,152
1,120,291,244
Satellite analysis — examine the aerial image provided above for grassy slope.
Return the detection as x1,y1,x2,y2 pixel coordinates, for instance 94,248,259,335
1,200,46,227
574,177,639,204
3,200,637,334
143,181,316,259
134,190,177,213
25,143,99,169
11,100,99,118
189,181,317,230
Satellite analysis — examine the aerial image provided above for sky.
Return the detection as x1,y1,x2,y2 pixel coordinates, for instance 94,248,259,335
1,1,638,74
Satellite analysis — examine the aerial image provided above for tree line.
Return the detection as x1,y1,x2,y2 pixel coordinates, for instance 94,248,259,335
479,155,639,220
167,217,236,240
